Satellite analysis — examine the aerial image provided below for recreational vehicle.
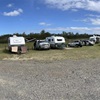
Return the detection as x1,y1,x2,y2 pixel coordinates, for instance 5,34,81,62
45,36,66,49
89,35,100,43
8,35,27,53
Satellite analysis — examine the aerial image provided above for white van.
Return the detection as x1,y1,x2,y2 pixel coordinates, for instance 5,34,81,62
45,36,66,49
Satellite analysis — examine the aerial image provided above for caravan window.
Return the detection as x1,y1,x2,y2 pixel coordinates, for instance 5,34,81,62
52,39,54,41
48,39,51,42
57,39,62,41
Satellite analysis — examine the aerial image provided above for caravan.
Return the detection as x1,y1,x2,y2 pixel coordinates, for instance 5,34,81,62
89,35,100,43
45,36,66,49
8,35,27,53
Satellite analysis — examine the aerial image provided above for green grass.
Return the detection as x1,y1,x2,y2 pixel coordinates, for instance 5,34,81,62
0,42,100,61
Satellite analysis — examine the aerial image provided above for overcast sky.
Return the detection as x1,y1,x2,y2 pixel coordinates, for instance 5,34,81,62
1,0,100,35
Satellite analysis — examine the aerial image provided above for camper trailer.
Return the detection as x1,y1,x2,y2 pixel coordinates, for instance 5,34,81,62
8,35,27,53
89,35,100,43
45,36,66,49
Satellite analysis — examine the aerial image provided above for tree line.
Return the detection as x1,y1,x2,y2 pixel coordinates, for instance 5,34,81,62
0,30,93,43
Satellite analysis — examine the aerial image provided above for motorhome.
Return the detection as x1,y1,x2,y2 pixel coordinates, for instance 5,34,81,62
8,35,27,53
45,36,66,49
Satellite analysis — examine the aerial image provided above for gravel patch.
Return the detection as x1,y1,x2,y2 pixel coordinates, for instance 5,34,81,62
0,58,100,100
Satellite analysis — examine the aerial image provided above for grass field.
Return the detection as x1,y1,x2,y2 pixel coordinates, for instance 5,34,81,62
0,42,100,61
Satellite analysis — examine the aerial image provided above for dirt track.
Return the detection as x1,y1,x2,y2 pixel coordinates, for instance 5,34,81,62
0,58,100,100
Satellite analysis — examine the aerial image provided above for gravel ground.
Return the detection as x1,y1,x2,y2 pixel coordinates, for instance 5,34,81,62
0,58,100,100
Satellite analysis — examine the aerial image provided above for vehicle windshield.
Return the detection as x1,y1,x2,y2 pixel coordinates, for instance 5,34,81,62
89,38,95,41
38,40,46,43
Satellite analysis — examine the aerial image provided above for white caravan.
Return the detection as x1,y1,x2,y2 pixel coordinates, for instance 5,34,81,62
89,35,100,43
8,35,27,53
45,36,66,49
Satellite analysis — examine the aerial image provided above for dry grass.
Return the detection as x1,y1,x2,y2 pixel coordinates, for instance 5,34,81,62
1,42,100,61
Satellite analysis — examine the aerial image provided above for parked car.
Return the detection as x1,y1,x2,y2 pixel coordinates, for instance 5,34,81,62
81,40,94,46
34,40,50,50
68,40,82,47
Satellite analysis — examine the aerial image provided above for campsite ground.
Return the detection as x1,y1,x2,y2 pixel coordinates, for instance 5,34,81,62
0,42,100,100
0,42,100,60
0,58,100,100
0,42,100,99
